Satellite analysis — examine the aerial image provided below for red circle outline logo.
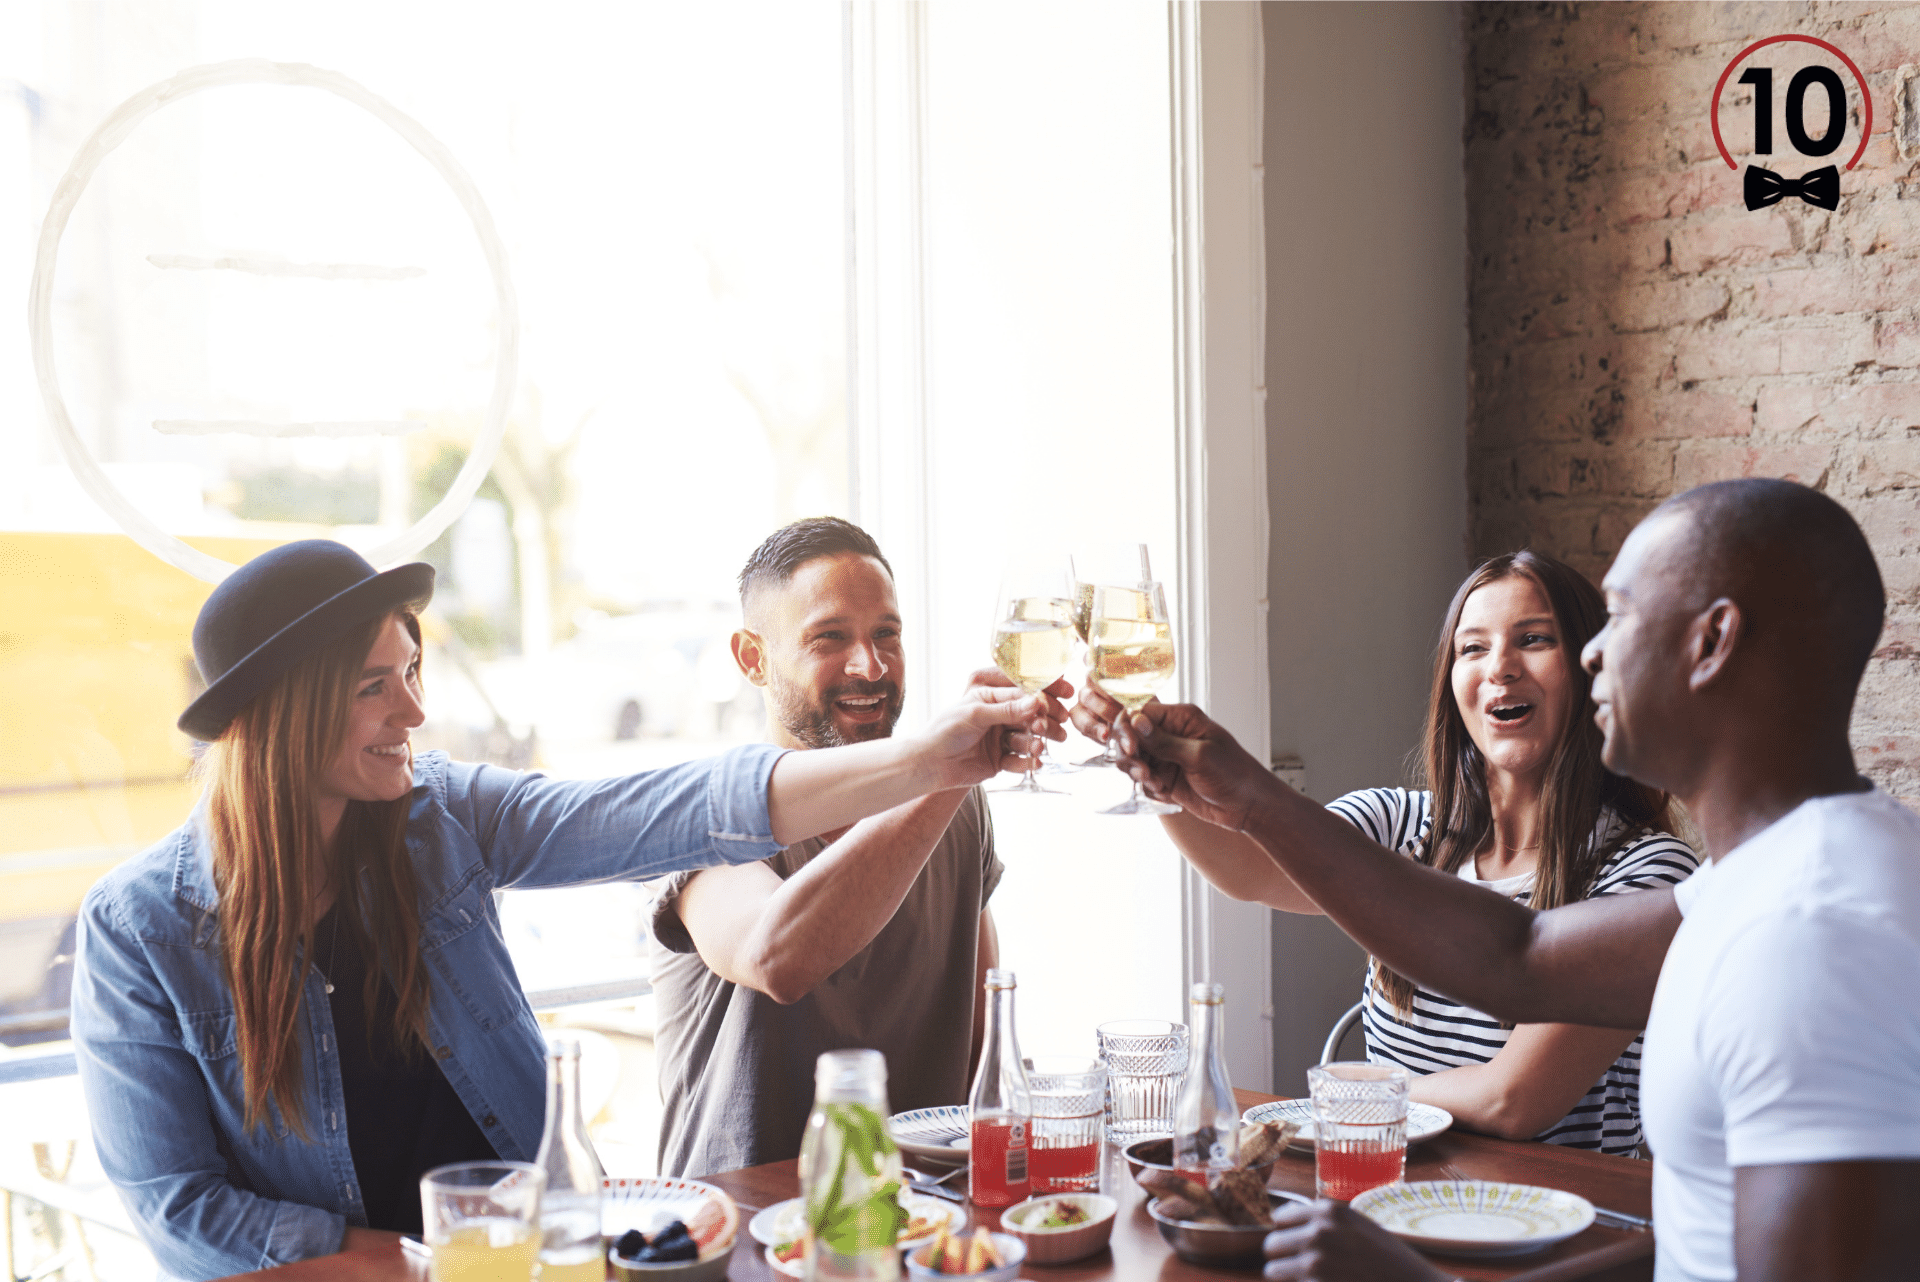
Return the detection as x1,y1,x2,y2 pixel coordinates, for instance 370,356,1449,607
1710,34,1873,172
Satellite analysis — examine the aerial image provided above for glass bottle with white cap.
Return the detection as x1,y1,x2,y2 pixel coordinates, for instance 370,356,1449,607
798,1048,905,1280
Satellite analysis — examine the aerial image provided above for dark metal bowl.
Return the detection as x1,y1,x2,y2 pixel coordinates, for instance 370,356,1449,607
1145,1191,1308,1270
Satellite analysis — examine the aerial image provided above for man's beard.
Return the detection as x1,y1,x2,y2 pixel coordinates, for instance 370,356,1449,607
767,676,904,748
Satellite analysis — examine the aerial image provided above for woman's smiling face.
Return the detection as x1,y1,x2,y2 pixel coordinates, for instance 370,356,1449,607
316,613,426,812
1450,574,1576,785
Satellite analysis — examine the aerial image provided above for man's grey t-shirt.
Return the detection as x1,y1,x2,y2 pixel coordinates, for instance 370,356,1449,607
647,787,1001,1177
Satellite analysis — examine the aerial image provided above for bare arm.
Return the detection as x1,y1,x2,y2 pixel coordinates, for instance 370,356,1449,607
1111,701,1681,1028
1075,688,1320,912
766,675,1067,847
675,788,972,1004
1734,1161,1920,1281
1084,688,1644,1132
1164,810,1322,912
1409,1021,1638,1141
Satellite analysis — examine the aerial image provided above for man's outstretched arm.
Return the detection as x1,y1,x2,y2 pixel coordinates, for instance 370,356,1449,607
1111,701,1683,1029
676,787,972,1004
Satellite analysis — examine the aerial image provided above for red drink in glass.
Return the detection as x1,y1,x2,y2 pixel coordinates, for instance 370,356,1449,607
1314,1138,1406,1201
1308,1062,1410,1202
968,1116,1030,1207
1029,1141,1099,1194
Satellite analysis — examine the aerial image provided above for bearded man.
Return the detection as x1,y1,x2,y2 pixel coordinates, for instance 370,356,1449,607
647,517,1065,1176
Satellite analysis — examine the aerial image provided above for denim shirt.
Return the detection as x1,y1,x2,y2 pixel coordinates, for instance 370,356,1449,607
70,746,785,1282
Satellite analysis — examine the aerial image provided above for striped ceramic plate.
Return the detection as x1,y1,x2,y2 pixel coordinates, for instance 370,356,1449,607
888,1105,972,1165
1351,1180,1594,1258
1240,1098,1453,1149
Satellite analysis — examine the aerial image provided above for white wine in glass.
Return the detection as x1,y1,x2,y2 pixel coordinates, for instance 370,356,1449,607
1089,581,1180,816
993,603,1078,692
989,565,1076,795
1068,542,1151,768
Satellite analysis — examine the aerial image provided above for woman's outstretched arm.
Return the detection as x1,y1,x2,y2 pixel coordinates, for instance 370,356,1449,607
1073,684,1319,913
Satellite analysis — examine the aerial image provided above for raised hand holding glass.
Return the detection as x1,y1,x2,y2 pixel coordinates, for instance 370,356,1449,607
1089,581,1179,815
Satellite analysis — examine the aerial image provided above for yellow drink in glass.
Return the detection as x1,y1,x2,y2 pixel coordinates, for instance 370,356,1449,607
430,1220,540,1282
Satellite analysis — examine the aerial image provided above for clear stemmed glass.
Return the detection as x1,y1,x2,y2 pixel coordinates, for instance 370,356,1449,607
988,561,1077,795
1069,544,1146,768
1088,580,1180,815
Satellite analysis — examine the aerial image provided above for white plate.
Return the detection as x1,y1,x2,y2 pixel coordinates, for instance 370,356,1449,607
748,1199,805,1249
1240,1099,1453,1150
888,1105,972,1166
747,1195,964,1251
1352,1180,1594,1258
602,1176,739,1261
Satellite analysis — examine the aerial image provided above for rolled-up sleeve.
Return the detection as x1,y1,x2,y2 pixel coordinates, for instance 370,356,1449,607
444,743,790,889
72,887,345,1280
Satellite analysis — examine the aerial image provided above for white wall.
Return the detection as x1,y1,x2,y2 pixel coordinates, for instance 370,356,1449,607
1263,2,1469,1091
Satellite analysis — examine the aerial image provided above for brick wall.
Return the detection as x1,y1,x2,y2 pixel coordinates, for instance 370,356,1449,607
1464,1,1920,799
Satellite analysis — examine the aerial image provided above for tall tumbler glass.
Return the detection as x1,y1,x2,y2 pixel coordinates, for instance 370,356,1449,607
420,1161,546,1282
1307,1062,1409,1202
1026,1056,1107,1193
1095,1020,1188,1145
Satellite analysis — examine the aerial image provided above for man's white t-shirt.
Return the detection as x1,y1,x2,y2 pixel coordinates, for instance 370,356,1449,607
1640,788,1920,1281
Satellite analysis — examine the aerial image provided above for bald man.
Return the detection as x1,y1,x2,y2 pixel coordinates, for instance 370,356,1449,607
648,517,1067,1177
1077,480,1920,1282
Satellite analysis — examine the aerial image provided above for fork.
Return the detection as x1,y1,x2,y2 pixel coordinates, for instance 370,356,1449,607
904,1165,966,1187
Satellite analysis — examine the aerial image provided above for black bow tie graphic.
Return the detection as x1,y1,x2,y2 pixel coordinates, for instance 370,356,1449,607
1744,164,1840,211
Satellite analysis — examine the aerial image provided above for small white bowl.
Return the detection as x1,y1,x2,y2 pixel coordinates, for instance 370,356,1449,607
1000,1193,1118,1264
905,1231,1026,1282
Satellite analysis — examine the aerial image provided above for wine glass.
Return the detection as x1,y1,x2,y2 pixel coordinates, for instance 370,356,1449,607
1088,580,1180,815
1069,544,1148,768
988,561,1077,794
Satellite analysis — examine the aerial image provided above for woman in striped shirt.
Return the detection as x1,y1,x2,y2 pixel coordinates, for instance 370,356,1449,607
1110,549,1698,1155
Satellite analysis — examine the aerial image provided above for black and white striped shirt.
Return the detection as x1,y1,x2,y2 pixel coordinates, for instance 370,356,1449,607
1327,787,1700,1156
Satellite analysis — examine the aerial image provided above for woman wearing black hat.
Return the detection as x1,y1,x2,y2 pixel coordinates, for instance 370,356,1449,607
68,540,1058,1282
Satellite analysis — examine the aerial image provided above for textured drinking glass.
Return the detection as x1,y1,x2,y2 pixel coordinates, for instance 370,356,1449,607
1026,1056,1107,1193
420,1161,546,1282
1307,1062,1409,1202
1096,1020,1188,1144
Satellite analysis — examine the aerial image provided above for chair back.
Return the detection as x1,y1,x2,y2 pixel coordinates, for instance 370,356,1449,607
1319,1000,1366,1065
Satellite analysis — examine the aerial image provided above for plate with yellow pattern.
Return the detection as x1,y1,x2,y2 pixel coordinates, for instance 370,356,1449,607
1351,1181,1594,1257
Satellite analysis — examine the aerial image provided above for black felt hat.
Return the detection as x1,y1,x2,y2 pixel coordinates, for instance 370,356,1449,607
179,540,436,741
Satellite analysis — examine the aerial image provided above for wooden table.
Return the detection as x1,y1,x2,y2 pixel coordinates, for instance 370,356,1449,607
709,1089,1650,1282
223,1089,1652,1282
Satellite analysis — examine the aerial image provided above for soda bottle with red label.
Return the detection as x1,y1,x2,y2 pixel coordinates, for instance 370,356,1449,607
967,969,1032,1207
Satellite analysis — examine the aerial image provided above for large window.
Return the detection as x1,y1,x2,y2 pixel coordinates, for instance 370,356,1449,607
3,3,845,1272
1,5,1271,1278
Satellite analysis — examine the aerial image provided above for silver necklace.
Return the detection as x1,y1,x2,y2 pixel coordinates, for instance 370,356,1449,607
318,906,341,995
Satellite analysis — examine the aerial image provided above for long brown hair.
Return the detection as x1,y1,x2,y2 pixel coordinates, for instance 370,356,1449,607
199,611,432,1136
1375,551,1671,1016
